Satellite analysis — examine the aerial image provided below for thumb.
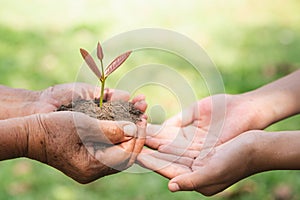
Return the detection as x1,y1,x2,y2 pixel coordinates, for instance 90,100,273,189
98,120,137,144
83,119,137,144
168,171,203,192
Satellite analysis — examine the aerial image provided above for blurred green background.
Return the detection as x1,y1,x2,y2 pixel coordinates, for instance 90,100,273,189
0,0,300,199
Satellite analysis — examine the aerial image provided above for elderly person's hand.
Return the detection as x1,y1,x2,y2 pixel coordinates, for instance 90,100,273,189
0,95,147,183
0,83,134,119
36,83,133,113
0,83,147,183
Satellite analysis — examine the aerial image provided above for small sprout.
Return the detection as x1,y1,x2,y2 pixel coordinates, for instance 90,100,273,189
97,42,104,61
80,42,132,107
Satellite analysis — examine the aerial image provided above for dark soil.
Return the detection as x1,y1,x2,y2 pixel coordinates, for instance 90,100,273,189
57,99,143,123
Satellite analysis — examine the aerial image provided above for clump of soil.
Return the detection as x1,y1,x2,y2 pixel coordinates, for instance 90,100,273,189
57,99,143,123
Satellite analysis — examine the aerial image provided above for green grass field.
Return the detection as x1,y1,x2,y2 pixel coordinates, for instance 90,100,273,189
0,1,300,199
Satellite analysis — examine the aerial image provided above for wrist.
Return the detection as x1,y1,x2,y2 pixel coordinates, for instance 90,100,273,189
241,130,266,174
24,114,47,163
230,130,269,176
240,70,300,129
0,117,29,160
239,91,278,129
251,130,300,171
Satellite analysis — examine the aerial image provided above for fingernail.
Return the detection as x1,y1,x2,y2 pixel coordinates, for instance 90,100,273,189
169,183,180,192
123,124,137,137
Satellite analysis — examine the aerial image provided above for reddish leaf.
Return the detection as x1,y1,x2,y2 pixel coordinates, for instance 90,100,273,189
97,42,104,61
80,48,102,79
105,51,132,77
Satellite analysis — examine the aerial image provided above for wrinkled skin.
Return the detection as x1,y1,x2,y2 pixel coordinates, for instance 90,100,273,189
34,83,133,113
28,83,147,183
27,110,146,183
19,83,147,183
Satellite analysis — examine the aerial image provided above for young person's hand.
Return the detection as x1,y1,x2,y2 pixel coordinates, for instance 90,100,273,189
143,93,263,158
143,69,300,156
138,130,300,196
138,70,300,196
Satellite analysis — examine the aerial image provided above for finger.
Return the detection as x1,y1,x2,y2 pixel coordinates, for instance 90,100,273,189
194,182,230,196
168,171,202,192
158,144,201,158
145,137,173,149
163,112,183,127
146,137,201,153
68,82,100,100
146,125,192,150
133,100,147,113
76,114,137,144
98,120,137,144
131,94,147,113
131,94,145,104
146,125,202,149
137,149,192,179
127,118,147,166
146,124,163,137
146,124,180,140
168,170,229,196
164,102,199,127
95,139,134,169
104,88,130,101
143,148,194,167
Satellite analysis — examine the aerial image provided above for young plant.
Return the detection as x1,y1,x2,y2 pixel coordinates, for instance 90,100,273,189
80,42,132,107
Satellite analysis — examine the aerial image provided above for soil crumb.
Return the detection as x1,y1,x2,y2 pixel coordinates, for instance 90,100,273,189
57,99,142,124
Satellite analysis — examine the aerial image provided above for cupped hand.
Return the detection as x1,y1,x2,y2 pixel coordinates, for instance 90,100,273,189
137,130,260,196
33,82,132,113
136,94,267,195
144,94,263,156
26,85,147,183
26,109,146,184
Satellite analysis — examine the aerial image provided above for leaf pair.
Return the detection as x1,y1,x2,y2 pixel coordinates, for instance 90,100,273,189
80,42,132,107
80,42,132,81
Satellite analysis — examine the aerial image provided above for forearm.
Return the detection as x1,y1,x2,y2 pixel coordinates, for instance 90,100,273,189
251,130,300,172
0,117,29,160
242,69,300,129
0,85,40,119
0,114,46,162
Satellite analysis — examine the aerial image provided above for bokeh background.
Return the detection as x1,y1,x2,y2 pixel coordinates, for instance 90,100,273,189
1,0,300,199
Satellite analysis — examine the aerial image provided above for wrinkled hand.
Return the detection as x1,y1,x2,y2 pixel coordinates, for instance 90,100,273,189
138,130,259,196
33,82,132,113
26,94,147,183
26,84,147,183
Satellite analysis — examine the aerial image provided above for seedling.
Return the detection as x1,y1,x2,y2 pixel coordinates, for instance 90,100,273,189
80,42,132,107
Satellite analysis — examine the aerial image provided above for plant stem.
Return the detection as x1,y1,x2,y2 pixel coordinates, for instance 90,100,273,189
99,78,105,107
99,60,105,108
